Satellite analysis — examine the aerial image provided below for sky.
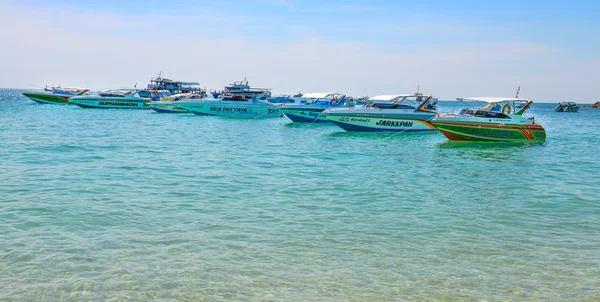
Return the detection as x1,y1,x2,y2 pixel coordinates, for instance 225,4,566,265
1,0,599,101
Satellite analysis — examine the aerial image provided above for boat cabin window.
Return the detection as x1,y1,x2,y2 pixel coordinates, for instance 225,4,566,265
138,91,151,98
484,112,510,119
459,108,510,119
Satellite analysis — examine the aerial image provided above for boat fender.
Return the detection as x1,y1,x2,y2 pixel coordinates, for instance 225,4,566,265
502,104,511,114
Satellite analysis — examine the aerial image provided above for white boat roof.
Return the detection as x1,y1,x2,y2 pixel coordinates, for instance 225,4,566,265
369,94,419,101
458,97,531,103
301,92,340,99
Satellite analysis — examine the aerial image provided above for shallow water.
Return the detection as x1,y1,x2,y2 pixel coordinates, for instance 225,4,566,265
1,89,599,300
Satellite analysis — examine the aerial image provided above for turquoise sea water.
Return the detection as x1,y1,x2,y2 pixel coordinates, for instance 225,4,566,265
1,88,599,301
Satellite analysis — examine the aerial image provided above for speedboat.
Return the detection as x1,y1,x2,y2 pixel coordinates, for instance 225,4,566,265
69,89,153,109
555,102,580,112
22,87,90,104
148,93,204,113
279,93,349,122
320,93,438,132
175,93,282,118
432,97,546,141
219,78,271,101
267,95,297,104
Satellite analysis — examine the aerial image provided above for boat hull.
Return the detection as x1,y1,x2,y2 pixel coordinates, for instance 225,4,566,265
70,98,151,109
432,121,546,141
555,106,580,112
22,92,71,104
148,102,188,113
281,108,329,123
177,101,282,118
322,112,437,132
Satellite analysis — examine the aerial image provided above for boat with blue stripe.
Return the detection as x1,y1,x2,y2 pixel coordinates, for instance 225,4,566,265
320,93,438,132
279,93,349,123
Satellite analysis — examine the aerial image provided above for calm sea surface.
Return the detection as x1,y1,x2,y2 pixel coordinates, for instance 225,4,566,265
1,89,599,301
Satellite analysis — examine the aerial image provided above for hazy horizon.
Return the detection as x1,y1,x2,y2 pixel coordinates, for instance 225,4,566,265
1,0,599,102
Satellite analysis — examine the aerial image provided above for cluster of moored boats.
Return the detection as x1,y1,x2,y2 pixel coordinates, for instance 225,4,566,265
22,74,548,142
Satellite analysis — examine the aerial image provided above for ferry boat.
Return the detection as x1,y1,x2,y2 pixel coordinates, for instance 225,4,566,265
147,73,206,97
432,97,546,141
555,102,580,112
69,89,153,109
279,93,349,122
320,93,438,132
176,93,282,118
22,87,90,104
148,93,204,113
219,78,271,101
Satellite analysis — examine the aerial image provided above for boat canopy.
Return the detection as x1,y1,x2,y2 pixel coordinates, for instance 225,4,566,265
369,94,422,101
301,92,341,99
178,81,200,86
458,97,530,103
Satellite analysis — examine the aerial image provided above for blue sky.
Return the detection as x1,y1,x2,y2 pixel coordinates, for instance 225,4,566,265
1,0,599,101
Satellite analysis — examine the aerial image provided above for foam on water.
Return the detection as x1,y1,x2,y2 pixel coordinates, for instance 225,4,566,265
1,89,599,300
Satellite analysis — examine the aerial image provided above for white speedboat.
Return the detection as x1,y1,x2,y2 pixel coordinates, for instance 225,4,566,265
148,93,204,113
279,93,349,122
555,101,580,112
176,94,282,118
320,93,438,132
69,89,152,109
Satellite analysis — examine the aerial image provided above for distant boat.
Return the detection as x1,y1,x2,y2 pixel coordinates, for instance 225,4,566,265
176,93,282,118
148,93,204,113
279,93,349,123
320,93,438,132
433,97,546,141
210,90,221,98
555,102,580,112
69,89,153,109
267,95,297,104
22,87,90,104
147,73,206,97
219,78,271,101
584,101,600,109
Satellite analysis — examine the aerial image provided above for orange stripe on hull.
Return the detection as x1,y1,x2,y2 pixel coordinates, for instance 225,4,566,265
438,130,472,140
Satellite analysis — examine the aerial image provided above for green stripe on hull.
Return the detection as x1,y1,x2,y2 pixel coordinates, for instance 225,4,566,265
22,93,70,104
434,123,546,141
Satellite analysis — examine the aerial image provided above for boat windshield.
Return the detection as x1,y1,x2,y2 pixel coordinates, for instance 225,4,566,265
368,95,433,109
455,100,525,118
302,93,345,105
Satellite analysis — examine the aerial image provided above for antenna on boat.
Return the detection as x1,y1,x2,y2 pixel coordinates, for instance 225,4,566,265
515,85,521,98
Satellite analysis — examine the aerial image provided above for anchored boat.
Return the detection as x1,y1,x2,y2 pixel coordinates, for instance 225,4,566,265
433,97,546,141
148,93,204,113
280,93,349,122
22,87,90,104
320,93,438,132
219,78,271,101
147,73,205,96
69,89,153,109
555,102,580,112
176,93,282,118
